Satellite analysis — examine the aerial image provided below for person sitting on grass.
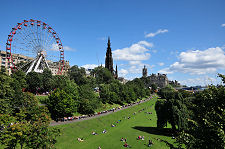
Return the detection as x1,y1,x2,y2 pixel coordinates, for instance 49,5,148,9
92,131,97,135
142,136,145,140
102,129,107,133
77,138,84,142
98,146,101,149
111,124,115,127
137,136,141,140
124,142,128,147
121,137,124,142
148,139,153,147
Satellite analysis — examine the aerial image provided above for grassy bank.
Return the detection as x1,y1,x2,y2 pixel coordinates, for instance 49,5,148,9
54,96,175,149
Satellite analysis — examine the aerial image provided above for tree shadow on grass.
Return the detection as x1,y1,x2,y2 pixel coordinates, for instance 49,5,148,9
133,126,180,148
132,126,175,137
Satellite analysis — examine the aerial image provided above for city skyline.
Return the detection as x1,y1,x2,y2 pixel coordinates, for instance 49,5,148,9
0,0,225,86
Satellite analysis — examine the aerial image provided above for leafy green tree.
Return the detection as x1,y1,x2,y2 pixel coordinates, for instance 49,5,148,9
158,85,176,99
78,99,95,114
120,85,131,103
0,73,15,100
0,65,6,74
155,90,190,131
11,70,27,89
0,88,60,149
127,78,146,99
41,69,55,92
25,107,60,149
85,76,97,88
46,89,76,119
108,81,123,104
0,98,12,114
0,73,25,113
155,99,168,128
52,75,69,89
0,114,18,148
69,65,87,85
63,80,80,101
150,84,157,93
99,84,111,103
156,74,225,148
91,66,114,84
0,108,60,149
26,71,42,94
177,79,225,148
78,84,100,114
109,92,119,104
79,85,95,99
145,88,151,96
151,84,157,91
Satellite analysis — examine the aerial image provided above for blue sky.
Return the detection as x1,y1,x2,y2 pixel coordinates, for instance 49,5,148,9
0,0,225,86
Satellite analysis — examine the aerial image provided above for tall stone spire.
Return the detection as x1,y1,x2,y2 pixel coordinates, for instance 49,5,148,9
115,64,118,79
105,37,113,73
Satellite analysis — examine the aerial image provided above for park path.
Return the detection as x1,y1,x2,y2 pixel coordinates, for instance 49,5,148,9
50,97,152,126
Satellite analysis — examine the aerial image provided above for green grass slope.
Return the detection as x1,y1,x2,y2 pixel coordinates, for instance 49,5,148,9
55,96,175,149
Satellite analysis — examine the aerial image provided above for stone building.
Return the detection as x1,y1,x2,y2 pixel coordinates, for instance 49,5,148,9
48,60,70,75
141,65,169,88
0,50,33,75
169,80,180,87
118,77,128,84
147,73,169,88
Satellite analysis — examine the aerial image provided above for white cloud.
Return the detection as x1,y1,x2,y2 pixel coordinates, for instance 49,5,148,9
158,62,164,66
119,69,129,77
128,65,143,74
180,76,221,86
145,29,168,38
137,41,154,47
81,64,98,69
159,47,225,75
120,62,154,78
158,68,173,74
112,41,152,61
129,61,142,65
64,46,75,51
152,50,157,53
49,44,75,51
113,40,156,79
49,43,59,51
221,24,225,27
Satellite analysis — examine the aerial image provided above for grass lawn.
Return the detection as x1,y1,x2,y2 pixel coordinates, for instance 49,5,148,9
54,96,175,149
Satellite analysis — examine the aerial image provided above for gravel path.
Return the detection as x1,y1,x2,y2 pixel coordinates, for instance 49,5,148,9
50,97,151,126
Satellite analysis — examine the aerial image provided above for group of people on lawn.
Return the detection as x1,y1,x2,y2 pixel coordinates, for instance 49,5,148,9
76,96,155,148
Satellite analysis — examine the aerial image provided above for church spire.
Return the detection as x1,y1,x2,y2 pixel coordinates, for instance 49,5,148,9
108,37,111,48
105,36,113,74
115,64,118,79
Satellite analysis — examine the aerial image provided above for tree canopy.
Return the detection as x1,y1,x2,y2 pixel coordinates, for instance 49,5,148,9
155,74,225,149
